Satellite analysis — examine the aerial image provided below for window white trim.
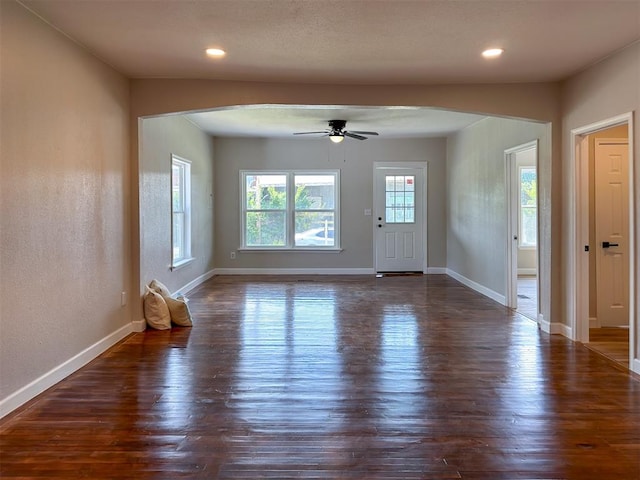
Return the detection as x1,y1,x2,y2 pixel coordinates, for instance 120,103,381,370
240,170,340,250
171,154,193,269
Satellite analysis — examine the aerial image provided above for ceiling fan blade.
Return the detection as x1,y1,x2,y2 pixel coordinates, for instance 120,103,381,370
293,131,329,135
344,132,367,140
350,130,379,136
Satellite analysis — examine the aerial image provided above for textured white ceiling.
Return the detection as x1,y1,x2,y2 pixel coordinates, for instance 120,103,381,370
185,105,487,138
22,0,640,84
20,0,639,137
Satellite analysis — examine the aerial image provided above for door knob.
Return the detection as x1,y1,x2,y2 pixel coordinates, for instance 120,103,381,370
602,241,619,248
378,224,383,228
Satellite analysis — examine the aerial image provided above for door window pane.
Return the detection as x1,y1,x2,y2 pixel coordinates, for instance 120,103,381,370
385,175,415,224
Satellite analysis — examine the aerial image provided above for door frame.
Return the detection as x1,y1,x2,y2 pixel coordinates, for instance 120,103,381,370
505,140,539,317
373,162,428,273
569,112,637,374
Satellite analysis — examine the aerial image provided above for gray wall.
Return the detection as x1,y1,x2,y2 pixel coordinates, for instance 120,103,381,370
446,117,549,299
140,115,215,295
214,137,447,270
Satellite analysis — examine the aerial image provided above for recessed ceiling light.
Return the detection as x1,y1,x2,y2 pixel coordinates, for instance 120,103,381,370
482,48,504,59
206,48,226,58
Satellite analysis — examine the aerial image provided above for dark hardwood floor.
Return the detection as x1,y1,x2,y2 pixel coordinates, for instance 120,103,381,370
2,275,640,479
586,327,630,370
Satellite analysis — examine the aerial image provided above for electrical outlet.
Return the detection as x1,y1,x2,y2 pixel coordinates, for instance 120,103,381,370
121,291,127,307
230,251,236,260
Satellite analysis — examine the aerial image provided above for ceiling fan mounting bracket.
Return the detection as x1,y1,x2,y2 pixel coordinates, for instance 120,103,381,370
328,120,347,131
293,119,378,140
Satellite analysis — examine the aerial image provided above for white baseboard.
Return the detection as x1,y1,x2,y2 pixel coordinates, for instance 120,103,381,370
213,268,375,275
517,268,537,276
175,268,216,295
632,358,640,376
131,318,147,332
0,322,135,419
426,267,447,274
589,317,599,328
445,269,506,306
538,314,572,337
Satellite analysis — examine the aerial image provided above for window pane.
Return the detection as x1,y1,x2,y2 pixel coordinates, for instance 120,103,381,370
520,168,536,206
386,207,394,223
245,211,286,246
295,175,335,209
295,212,335,246
520,167,537,247
246,174,287,210
172,156,191,265
172,164,184,212
384,175,415,224
521,206,537,247
172,212,184,260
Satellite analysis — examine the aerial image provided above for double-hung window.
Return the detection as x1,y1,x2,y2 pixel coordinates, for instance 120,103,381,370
171,155,193,268
519,166,537,248
241,170,339,249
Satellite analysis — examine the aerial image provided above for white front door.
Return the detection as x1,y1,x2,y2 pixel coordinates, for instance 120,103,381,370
595,138,629,327
374,164,425,272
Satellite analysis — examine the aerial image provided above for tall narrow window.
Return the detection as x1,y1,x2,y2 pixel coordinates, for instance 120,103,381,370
519,166,537,248
241,170,339,249
172,155,193,268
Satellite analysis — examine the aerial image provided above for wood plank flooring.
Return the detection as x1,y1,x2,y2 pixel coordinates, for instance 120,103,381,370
586,327,630,369
516,276,537,320
2,275,640,479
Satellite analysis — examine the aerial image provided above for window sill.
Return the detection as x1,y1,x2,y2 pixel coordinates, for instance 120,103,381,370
171,257,195,271
238,247,343,253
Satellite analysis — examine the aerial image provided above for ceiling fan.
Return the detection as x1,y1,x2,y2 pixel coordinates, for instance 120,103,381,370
294,119,379,143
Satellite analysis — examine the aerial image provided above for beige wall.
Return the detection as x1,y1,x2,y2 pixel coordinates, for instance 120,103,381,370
213,136,447,270
139,115,215,297
562,41,639,359
446,118,550,312
0,1,130,404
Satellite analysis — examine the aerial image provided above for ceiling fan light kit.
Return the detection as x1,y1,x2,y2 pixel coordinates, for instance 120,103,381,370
294,119,379,142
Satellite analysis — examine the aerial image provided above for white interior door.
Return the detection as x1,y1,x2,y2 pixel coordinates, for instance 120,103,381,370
595,138,629,327
374,164,425,272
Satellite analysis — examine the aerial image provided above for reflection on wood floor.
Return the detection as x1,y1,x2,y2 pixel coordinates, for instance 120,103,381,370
516,275,537,320
2,274,640,479
586,327,630,369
